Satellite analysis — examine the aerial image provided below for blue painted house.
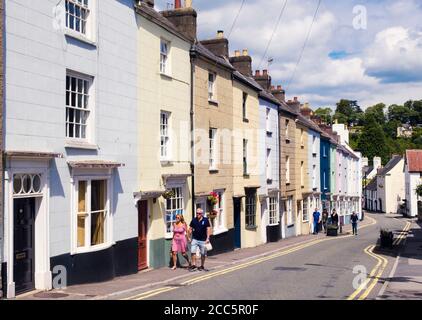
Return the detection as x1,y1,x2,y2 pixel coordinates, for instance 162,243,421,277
320,133,331,213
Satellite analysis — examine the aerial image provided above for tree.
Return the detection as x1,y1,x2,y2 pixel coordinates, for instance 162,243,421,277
314,107,333,124
387,104,413,123
405,100,422,124
365,103,386,125
357,114,391,164
383,119,400,139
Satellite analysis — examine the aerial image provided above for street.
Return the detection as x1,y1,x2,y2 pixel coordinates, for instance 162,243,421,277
115,213,411,300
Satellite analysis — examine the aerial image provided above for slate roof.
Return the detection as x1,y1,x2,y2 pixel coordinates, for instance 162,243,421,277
233,71,263,92
378,155,403,176
406,149,422,172
135,2,192,43
192,42,234,71
366,178,377,191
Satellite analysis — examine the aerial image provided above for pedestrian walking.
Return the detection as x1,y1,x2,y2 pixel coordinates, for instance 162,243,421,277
313,208,321,235
331,209,339,227
351,211,359,235
188,208,212,271
322,209,329,233
171,214,191,270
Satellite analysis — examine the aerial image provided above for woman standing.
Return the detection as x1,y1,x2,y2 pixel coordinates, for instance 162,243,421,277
171,214,191,270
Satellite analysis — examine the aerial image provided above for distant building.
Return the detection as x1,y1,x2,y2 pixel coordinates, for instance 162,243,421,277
376,155,405,214
363,157,382,182
405,150,422,217
397,124,413,138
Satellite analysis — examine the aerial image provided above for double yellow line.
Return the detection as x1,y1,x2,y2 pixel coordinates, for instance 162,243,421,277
393,221,411,246
347,221,412,300
125,216,377,300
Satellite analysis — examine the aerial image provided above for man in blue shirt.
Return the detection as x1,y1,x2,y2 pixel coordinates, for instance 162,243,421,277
188,208,212,271
313,208,321,235
351,211,359,235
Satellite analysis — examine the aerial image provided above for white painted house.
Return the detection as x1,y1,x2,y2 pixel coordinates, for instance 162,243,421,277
376,155,405,214
3,0,139,298
405,150,422,218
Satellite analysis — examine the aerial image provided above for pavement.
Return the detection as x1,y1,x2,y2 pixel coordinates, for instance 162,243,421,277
14,213,420,300
377,218,422,300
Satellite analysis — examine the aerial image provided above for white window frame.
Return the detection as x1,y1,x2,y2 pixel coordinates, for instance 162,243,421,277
266,148,272,181
65,0,96,43
312,135,317,154
323,170,327,190
208,72,217,101
303,198,309,222
212,190,227,234
266,108,271,133
268,197,279,226
285,119,289,140
312,165,317,189
160,111,171,161
287,196,293,225
160,39,170,75
209,128,218,170
243,139,248,175
71,175,112,255
286,156,290,184
245,190,257,228
301,161,304,187
242,92,248,119
164,186,184,239
66,71,94,144
301,129,305,146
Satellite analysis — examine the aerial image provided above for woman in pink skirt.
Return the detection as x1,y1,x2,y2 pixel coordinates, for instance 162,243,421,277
171,214,191,270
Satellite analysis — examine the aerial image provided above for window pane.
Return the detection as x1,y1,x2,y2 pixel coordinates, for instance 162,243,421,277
77,215,86,247
91,211,105,245
91,180,107,212
78,181,86,212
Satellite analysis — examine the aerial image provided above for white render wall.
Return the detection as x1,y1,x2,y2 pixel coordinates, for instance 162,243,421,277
379,158,405,214
4,0,139,257
307,130,320,192
405,170,421,217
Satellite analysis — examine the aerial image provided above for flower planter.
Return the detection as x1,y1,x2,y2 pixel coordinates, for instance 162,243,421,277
380,230,393,248
326,224,338,237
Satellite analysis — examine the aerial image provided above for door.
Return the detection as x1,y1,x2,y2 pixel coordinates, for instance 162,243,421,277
14,198,36,294
138,201,148,271
233,198,241,248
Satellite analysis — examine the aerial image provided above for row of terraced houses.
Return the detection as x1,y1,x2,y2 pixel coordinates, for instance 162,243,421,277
0,0,362,298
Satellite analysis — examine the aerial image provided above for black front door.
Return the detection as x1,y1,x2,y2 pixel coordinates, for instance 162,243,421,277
14,198,36,294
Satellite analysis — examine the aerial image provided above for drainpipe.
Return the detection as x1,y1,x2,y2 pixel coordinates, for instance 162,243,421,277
0,0,5,299
190,45,196,220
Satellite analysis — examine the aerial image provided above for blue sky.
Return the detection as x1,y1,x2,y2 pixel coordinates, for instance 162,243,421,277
156,0,422,110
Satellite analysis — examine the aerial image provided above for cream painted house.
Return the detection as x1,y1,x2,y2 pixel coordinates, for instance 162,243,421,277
377,156,404,214
191,33,236,254
135,2,192,269
230,51,262,248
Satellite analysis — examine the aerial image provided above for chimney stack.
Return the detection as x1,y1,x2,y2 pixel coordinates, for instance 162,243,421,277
271,85,286,103
230,49,252,77
200,30,229,58
253,69,272,91
161,0,198,41
287,96,301,113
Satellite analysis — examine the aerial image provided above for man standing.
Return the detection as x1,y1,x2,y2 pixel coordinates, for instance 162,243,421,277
313,208,321,235
188,208,212,271
351,211,359,235
322,209,329,234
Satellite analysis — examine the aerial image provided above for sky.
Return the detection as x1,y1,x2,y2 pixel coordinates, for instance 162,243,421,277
155,0,422,110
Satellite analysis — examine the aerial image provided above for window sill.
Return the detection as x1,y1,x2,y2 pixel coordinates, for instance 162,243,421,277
65,30,97,47
208,99,219,106
268,223,279,227
287,224,295,228
243,118,249,123
71,242,114,255
302,220,310,223
161,160,174,166
245,225,258,231
160,72,173,80
65,140,99,150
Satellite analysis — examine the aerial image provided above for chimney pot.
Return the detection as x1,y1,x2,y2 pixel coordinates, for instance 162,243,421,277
294,97,298,102
277,85,282,90
271,85,275,90
217,30,224,39
242,49,248,56
255,70,261,76
175,0,181,9
263,69,268,76
235,50,241,57
185,0,192,7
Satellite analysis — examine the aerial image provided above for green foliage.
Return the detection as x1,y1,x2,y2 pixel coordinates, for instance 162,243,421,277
416,184,422,197
357,114,391,164
334,99,363,126
365,103,386,125
314,107,333,124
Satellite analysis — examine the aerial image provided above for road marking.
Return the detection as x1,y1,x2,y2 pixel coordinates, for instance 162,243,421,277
125,216,377,300
358,246,388,300
347,245,381,300
392,222,411,246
